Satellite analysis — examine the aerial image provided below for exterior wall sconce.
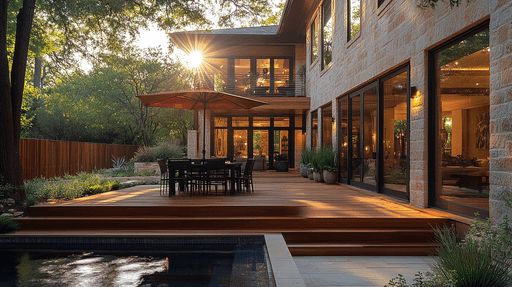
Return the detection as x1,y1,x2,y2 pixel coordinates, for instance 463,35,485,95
410,86,417,99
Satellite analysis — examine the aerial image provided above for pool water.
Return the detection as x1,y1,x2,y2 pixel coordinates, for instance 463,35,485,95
0,248,272,286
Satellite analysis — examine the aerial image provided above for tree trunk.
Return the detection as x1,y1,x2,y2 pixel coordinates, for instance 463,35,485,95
34,57,41,88
0,0,36,205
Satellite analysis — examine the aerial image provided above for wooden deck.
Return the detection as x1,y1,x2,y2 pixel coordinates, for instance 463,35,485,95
12,171,459,255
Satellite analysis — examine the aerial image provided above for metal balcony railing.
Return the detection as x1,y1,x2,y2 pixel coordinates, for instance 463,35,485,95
211,73,306,97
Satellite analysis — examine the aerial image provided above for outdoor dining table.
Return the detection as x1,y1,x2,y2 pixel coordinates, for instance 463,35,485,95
168,159,242,196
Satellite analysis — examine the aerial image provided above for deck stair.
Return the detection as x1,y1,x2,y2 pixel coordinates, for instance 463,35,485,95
15,203,451,256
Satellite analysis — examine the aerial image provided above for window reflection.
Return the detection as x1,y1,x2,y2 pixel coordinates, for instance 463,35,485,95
383,72,408,192
322,0,333,68
322,105,332,147
311,16,320,63
348,0,360,41
434,28,490,214
362,88,377,185
311,111,318,150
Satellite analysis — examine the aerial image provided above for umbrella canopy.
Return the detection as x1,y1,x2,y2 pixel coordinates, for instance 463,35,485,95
136,89,269,159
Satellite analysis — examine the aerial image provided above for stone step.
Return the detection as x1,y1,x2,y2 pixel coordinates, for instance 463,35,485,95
282,229,436,244
287,243,438,256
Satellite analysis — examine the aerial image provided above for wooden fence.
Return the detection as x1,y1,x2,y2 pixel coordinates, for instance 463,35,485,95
20,138,140,180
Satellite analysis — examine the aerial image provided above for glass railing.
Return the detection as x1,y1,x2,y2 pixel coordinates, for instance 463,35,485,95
212,73,306,97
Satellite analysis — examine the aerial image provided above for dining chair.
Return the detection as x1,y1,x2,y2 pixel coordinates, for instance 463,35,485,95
235,158,256,193
157,159,169,196
167,159,192,196
202,159,228,196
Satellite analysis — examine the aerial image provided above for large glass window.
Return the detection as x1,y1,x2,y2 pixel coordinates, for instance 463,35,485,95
322,0,333,69
339,98,348,179
311,16,320,63
348,0,360,41
363,88,377,185
311,111,318,150
431,26,490,217
351,95,361,182
233,130,248,159
234,59,251,95
382,71,408,193
322,105,332,147
256,59,270,95
204,58,228,91
274,59,291,95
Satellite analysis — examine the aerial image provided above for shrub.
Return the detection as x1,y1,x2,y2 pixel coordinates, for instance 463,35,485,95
309,146,337,172
0,216,19,234
300,149,312,165
134,140,184,162
431,224,512,287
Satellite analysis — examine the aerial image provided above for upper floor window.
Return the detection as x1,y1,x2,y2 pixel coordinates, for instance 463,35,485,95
378,0,385,7
348,0,360,41
322,0,333,69
311,16,320,63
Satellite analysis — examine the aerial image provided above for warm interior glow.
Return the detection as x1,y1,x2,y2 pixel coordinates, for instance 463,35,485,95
186,50,203,68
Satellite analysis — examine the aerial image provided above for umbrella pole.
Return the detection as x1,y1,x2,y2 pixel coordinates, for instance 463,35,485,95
202,104,206,160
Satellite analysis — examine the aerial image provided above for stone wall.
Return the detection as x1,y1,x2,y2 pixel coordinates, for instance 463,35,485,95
489,0,512,222
304,0,512,220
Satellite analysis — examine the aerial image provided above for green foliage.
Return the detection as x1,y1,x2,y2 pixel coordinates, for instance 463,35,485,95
300,149,312,165
387,218,512,287
134,140,184,162
418,0,471,9
432,225,512,286
111,156,129,171
24,173,121,200
28,47,193,146
0,216,19,234
309,145,337,172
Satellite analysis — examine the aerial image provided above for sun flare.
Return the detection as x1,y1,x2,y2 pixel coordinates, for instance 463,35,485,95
186,50,203,68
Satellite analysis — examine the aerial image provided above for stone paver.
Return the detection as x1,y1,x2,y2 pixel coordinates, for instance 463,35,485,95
294,256,436,287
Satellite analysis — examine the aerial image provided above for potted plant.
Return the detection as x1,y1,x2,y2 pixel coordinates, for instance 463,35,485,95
307,164,314,180
309,149,323,182
274,154,289,172
319,146,337,184
300,149,311,178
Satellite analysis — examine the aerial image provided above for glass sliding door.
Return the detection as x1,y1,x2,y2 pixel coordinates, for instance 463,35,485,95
362,88,377,186
381,69,409,198
339,98,348,180
430,24,490,218
350,95,361,182
322,105,332,147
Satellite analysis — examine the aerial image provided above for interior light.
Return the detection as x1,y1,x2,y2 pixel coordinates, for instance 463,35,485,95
455,61,458,65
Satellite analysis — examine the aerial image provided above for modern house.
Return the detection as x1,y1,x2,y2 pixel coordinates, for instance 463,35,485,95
169,0,512,221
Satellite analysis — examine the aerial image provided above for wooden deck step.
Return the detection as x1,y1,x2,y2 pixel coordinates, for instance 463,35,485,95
287,243,437,256
15,217,451,231
28,204,306,218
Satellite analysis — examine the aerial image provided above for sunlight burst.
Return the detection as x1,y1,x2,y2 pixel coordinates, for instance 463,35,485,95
186,50,203,68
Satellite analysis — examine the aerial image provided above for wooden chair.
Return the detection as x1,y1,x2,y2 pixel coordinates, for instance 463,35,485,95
202,159,228,196
235,158,256,193
167,159,192,196
157,159,169,196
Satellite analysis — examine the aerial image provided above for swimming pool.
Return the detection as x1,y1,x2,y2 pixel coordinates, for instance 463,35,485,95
0,236,274,287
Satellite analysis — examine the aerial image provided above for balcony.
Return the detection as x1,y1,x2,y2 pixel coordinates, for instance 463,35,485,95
212,73,306,97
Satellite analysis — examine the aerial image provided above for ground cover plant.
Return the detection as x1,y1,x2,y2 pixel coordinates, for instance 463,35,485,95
0,216,19,234
386,215,512,287
24,173,158,205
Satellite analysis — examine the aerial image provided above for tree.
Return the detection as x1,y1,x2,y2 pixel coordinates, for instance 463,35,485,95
29,47,193,146
1,0,273,202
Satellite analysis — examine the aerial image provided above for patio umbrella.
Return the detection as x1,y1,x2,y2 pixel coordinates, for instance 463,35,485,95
136,89,268,159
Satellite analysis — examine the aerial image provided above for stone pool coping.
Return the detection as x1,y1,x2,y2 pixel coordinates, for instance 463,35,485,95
265,234,306,287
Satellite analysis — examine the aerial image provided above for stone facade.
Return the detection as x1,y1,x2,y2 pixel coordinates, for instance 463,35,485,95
304,0,512,220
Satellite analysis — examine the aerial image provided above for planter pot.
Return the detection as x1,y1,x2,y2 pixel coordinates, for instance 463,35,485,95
307,171,314,180
323,170,337,184
300,164,308,178
134,162,160,175
313,171,323,182
275,161,289,172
